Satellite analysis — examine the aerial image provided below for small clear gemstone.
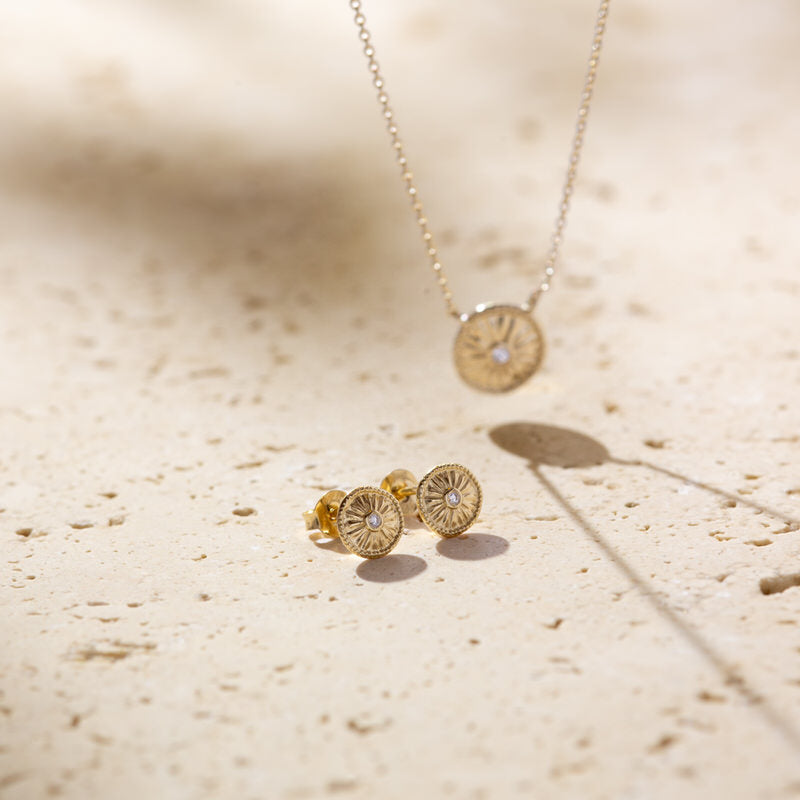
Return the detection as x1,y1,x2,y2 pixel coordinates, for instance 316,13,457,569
366,512,382,530
491,344,511,365
445,489,461,508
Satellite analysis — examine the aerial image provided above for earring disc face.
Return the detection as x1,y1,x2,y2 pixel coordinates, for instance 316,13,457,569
417,464,482,538
337,487,404,559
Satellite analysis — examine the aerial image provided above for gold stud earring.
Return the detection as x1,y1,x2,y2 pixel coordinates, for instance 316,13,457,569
381,463,483,538
303,486,404,559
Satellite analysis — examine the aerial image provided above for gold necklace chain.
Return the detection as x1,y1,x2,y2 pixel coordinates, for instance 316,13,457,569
348,0,611,321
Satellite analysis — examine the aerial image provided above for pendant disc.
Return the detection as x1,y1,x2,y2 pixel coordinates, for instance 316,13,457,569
453,304,545,393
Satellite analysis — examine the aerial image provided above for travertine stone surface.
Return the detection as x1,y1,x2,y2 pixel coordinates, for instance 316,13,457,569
1,1,799,798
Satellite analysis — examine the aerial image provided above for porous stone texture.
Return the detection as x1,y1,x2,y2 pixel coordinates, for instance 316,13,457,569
1,2,799,799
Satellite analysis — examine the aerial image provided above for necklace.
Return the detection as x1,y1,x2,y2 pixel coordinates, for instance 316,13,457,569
349,0,612,393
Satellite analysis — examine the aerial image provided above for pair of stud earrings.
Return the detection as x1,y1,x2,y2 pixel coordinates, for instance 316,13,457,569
304,464,482,559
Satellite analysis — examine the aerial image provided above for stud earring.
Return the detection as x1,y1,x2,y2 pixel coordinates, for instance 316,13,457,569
303,486,404,559
381,463,482,538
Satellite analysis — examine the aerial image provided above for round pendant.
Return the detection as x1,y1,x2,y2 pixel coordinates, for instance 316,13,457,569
336,486,404,559
453,304,545,393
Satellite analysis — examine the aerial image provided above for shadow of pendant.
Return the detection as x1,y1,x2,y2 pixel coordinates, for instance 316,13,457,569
489,422,609,468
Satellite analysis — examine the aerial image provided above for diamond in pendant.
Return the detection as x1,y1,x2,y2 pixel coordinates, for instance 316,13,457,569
491,344,511,365
366,512,382,530
445,489,461,508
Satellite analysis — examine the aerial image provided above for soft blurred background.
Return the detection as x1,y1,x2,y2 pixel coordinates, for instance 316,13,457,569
1,2,799,798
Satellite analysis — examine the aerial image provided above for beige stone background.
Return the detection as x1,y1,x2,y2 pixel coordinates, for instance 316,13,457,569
1,0,799,798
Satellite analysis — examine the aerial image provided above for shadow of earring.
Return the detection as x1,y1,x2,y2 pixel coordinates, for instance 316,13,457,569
356,554,427,583
435,533,509,561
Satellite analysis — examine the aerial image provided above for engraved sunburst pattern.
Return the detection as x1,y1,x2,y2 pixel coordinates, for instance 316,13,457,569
453,304,545,393
417,464,482,538
336,487,404,559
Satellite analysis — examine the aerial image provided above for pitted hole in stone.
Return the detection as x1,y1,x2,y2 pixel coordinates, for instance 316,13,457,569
366,512,382,530
445,489,461,508
491,344,511,365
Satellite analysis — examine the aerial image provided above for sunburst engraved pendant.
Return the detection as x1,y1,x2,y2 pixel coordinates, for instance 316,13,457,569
453,304,545,393
336,487,404,559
